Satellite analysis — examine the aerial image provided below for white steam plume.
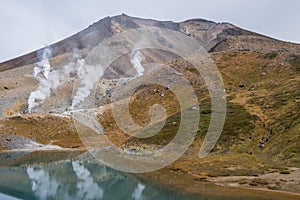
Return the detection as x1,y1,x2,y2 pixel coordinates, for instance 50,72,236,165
130,50,144,77
28,70,60,111
28,48,81,111
34,47,52,79
28,47,105,111
28,48,60,111
71,59,103,108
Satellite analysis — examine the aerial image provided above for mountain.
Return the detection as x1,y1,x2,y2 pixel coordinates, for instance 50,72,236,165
0,14,299,194
0,14,269,71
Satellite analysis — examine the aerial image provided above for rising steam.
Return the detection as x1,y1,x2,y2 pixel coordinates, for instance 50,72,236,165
33,47,52,79
28,47,84,111
130,50,144,77
28,47,60,111
71,59,103,108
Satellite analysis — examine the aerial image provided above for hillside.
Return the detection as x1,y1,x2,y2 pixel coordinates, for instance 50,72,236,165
0,14,299,195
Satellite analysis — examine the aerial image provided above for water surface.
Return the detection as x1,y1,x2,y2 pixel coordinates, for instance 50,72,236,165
0,151,282,200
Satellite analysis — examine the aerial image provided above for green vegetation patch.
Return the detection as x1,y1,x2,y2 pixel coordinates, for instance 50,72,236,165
263,52,278,59
289,54,300,71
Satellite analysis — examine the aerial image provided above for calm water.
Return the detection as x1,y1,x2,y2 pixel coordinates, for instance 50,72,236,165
0,152,273,200
0,151,203,200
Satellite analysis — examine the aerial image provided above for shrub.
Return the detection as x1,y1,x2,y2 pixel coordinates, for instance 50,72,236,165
249,178,269,186
267,186,280,190
239,178,248,185
289,54,300,71
263,52,278,59
201,109,212,114
279,169,290,174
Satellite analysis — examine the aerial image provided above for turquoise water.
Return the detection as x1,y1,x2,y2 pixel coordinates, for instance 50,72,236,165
0,163,197,200
0,152,272,200
0,152,202,200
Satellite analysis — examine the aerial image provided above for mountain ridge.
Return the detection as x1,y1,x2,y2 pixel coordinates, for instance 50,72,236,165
1,14,297,72
0,14,299,196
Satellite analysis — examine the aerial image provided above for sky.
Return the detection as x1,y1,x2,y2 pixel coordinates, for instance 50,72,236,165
0,0,299,62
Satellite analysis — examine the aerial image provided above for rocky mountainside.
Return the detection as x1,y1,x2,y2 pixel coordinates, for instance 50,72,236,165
0,14,299,194
0,14,261,71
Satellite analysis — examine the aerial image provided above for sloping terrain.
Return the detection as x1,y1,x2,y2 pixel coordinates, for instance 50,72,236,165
0,14,299,195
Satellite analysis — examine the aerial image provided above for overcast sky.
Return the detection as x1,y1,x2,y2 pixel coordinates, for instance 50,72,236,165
0,0,299,62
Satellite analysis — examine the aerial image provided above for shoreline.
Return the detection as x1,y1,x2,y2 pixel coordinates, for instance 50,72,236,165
1,149,299,200
206,169,300,196
137,167,300,200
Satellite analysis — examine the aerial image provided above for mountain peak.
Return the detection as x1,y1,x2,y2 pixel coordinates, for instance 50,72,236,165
0,14,292,71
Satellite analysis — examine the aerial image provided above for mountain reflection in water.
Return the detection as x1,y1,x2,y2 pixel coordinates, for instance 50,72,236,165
0,152,202,200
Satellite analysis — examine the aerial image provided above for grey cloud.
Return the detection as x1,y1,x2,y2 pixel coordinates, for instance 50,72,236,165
0,0,299,62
